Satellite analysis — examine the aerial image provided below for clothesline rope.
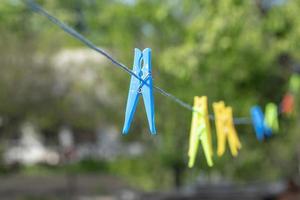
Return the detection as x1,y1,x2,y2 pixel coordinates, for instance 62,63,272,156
25,0,251,125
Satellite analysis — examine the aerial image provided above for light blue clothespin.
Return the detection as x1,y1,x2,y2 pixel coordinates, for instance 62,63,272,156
250,105,272,141
122,48,156,135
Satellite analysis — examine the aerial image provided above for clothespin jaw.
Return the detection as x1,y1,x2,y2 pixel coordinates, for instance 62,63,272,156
122,48,156,135
188,96,202,168
188,96,213,168
250,106,271,141
224,106,241,157
140,48,156,134
264,103,279,133
213,101,226,157
199,96,213,167
251,106,264,141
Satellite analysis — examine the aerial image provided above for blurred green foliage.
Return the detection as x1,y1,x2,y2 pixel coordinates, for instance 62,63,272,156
0,0,300,190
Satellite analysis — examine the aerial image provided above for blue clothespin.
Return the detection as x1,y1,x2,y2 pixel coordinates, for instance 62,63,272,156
250,106,272,141
122,48,156,135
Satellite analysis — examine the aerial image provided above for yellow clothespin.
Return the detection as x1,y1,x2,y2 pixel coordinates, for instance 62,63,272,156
213,102,241,157
188,96,213,168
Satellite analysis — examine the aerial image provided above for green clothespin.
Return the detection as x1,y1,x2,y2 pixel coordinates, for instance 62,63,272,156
264,103,279,133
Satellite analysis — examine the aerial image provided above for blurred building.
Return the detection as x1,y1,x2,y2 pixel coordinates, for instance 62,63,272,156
3,122,59,166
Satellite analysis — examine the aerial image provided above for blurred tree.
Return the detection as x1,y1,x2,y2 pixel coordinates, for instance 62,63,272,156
0,0,299,190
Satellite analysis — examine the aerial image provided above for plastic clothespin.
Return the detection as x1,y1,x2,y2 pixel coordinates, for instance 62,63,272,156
281,93,294,116
122,48,156,135
213,102,241,157
250,105,271,141
188,96,213,168
264,103,279,133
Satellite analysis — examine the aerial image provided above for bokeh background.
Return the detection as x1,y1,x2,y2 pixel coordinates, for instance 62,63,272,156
0,0,300,199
